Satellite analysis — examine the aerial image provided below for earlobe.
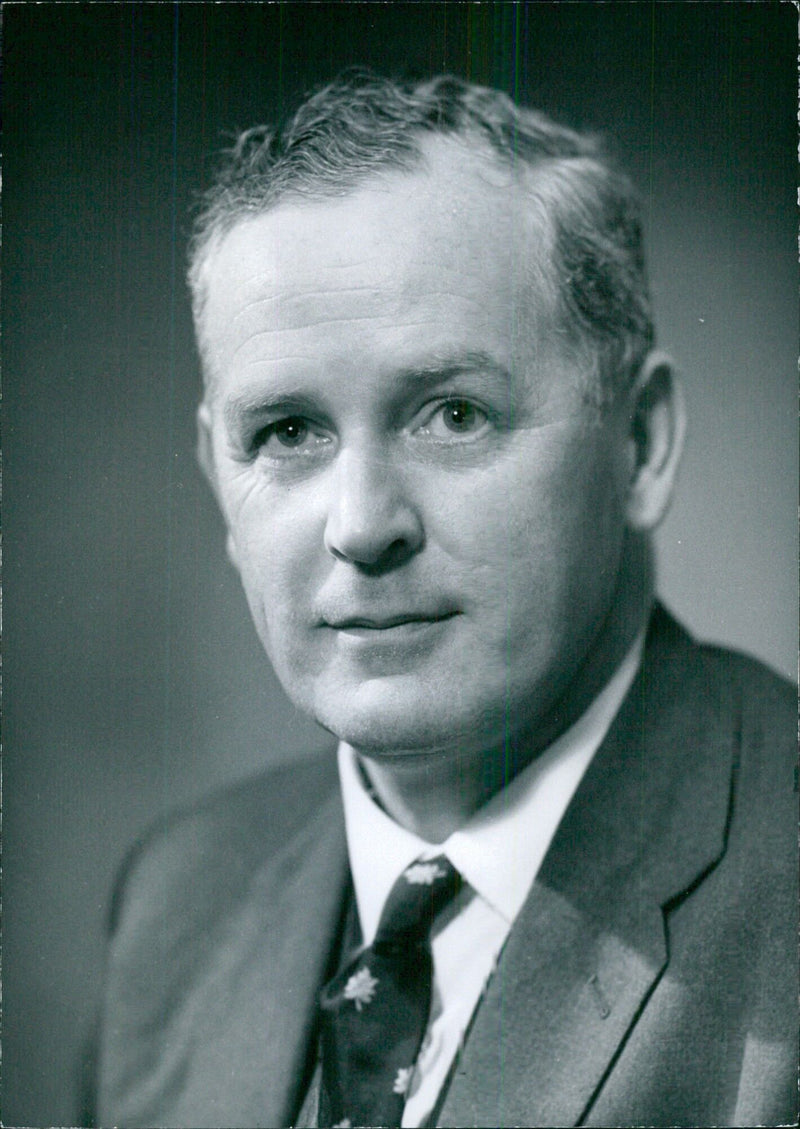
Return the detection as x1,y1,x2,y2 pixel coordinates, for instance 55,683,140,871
624,352,686,532
196,402,216,491
225,531,240,571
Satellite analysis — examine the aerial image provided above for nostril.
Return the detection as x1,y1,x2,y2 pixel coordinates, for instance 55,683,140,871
327,531,423,576
370,535,423,574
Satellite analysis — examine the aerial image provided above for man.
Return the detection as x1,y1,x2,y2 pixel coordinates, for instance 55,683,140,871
96,74,796,1127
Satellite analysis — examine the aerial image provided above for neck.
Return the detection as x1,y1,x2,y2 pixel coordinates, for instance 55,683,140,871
358,535,654,842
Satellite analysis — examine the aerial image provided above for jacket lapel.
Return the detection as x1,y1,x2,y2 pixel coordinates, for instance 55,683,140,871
438,878,666,1127
438,608,736,1127
166,786,349,1127
241,790,349,1124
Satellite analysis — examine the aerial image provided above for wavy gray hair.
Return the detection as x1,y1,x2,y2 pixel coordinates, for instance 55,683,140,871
188,71,654,402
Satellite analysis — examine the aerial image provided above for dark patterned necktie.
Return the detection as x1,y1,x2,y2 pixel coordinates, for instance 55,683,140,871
318,855,462,1128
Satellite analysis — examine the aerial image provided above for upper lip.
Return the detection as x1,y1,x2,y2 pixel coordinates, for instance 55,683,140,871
325,611,458,630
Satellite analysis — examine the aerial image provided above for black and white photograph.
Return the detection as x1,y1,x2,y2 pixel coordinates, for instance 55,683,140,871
4,3,797,1126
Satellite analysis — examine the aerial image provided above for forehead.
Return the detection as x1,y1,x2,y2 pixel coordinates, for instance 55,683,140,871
198,138,562,385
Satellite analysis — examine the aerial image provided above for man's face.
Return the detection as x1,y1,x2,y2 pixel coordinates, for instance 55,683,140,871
198,141,630,758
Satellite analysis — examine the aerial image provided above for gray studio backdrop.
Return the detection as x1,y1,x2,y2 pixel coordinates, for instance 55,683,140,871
4,3,797,1124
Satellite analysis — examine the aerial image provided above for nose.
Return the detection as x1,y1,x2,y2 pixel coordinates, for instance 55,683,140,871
323,445,424,569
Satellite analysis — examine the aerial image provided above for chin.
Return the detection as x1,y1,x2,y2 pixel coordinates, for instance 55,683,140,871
315,703,446,756
302,676,508,757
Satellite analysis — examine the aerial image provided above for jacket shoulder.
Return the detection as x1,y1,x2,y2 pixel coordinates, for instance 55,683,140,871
648,605,795,757
694,637,796,790
658,614,796,852
108,747,340,938
98,748,345,1127
697,635,796,712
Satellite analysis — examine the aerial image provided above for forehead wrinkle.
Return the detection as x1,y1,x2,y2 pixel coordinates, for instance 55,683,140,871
234,315,452,364
228,292,502,368
221,347,513,427
226,282,392,328
236,347,512,387
228,292,283,326
228,314,402,368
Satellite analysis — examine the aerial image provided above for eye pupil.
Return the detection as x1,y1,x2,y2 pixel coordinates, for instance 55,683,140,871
445,400,476,431
276,417,307,446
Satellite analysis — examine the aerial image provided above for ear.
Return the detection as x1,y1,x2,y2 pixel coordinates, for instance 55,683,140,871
622,351,686,532
197,402,241,571
196,401,216,492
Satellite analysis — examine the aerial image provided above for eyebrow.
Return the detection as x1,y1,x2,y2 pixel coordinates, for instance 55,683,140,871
222,348,513,433
391,350,513,391
223,391,320,435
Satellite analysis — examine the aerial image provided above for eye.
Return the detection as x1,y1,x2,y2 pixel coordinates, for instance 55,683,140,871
419,398,490,440
253,415,331,458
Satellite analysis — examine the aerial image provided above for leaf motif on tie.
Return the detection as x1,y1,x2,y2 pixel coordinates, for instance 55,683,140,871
403,861,447,885
343,966,379,1010
392,1066,413,1094
332,1119,352,1128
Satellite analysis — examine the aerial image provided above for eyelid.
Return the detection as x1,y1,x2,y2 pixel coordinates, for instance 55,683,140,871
414,395,492,434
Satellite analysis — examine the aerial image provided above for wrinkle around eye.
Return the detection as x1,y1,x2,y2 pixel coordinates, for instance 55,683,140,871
222,461,268,520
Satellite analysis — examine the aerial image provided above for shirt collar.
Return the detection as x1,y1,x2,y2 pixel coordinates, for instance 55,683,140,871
338,630,644,944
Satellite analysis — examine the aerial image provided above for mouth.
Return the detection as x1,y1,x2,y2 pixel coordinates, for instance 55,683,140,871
324,610,459,637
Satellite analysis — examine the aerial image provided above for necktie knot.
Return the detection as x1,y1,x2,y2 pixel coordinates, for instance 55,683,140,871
374,856,462,951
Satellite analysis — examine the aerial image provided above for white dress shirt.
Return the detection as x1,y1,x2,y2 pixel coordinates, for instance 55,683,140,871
337,632,644,1127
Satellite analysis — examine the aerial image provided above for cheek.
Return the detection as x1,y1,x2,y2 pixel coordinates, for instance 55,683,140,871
224,487,322,629
429,436,624,605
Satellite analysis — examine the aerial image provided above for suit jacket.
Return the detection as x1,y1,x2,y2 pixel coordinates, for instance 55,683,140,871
96,607,798,1127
